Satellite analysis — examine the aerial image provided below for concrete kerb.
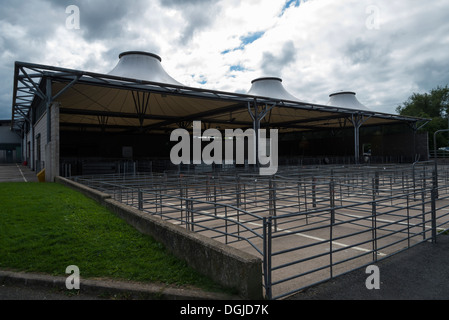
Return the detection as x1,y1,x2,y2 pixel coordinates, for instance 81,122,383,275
0,270,234,300
55,176,263,300
55,176,113,204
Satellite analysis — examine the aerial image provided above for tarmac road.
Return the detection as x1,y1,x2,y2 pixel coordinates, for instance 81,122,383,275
0,283,103,300
0,163,38,182
289,233,449,300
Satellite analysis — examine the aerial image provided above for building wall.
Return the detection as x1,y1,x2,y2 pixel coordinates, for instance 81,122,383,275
46,103,60,181
0,121,21,144
34,111,48,172
22,103,60,181
24,128,33,168
0,120,21,163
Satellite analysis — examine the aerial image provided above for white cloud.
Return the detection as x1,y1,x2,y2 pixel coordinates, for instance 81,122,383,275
1,0,449,119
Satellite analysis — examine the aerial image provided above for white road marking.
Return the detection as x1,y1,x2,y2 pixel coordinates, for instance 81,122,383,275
163,201,386,255
16,164,27,182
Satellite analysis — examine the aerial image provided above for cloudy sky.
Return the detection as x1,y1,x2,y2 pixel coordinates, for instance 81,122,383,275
1,0,449,120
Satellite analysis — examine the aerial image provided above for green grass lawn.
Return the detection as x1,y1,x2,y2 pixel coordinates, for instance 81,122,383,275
0,182,225,293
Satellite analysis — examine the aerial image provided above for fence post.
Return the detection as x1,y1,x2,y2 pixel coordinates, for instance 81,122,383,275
329,214,333,279
236,175,241,209
371,200,378,262
225,206,228,244
269,178,277,232
179,179,184,225
214,177,217,216
263,217,272,300
407,194,411,248
431,186,437,243
375,171,379,195
138,189,143,211
190,200,195,232
312,177,317,208
433,168,439,200
412,164,417,200
185,199,195,232
330,181,335,225
421,190,426,240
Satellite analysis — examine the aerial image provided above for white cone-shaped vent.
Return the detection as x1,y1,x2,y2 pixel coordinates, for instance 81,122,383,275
108,51,183,86
327,91,370,111
247,77,301,102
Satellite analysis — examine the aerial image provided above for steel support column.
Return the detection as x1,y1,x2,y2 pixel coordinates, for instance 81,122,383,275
46,78,52,143
247,99,275,167
351,113,372,164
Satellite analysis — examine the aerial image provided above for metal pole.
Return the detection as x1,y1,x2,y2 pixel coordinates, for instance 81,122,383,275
329,213,333,279
351,113,372,165
422,190,426,240
263,217,272,300
138,189,143,211
225,206,228,244
46,78,52,143
248,101,259,168
354,124,360,164
371,199,378,262
431,186,437,243
433,129,449,199
330,181,335,225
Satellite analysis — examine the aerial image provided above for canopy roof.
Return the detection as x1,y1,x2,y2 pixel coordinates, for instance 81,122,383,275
247,77,302,102
108,51,183,86
327,91,371,111
11,53,429,136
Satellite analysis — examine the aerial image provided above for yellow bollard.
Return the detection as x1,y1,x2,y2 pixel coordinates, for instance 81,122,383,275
37,169,46,182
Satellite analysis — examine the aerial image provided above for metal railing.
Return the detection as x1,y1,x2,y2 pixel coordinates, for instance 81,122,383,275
72,162,449,299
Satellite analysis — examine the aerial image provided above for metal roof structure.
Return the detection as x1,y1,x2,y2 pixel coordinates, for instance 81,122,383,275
11,52,429,138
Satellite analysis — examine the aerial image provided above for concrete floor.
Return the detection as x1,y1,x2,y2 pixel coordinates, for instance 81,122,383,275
0,164,39,182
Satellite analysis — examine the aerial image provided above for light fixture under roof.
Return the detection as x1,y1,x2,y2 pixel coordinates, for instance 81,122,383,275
247,77,302,102
327,91,370,111
108,51,183,86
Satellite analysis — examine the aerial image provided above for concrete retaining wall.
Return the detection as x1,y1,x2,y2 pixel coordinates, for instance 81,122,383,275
55,176,263,299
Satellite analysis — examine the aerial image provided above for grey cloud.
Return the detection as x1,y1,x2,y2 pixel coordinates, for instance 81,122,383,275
261,41,297,76
77,1,148,41
161,0,214,6
0,1,61,43
343,36,393,67
44,0,150,41
159,0,222,45
408,59,449,93
344,38,376,65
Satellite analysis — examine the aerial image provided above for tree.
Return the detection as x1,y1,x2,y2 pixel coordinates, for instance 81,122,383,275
396,85,449,149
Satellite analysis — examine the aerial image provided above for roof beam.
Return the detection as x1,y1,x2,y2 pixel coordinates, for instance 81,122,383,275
137,103,247,132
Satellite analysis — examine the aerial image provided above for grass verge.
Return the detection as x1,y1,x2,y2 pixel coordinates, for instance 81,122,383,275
0,182,227,294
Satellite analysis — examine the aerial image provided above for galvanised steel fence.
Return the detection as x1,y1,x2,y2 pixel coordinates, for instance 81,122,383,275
72,161,449,299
